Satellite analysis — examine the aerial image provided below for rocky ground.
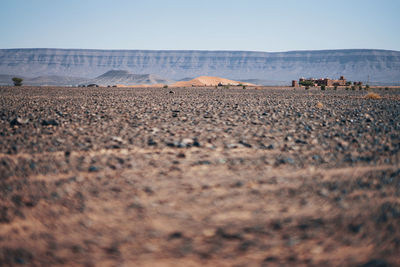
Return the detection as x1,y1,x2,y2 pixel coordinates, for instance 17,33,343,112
0,86,399,266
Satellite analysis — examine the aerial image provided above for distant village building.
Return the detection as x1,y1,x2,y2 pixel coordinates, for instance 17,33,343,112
320,76,347,86
294,76,349,87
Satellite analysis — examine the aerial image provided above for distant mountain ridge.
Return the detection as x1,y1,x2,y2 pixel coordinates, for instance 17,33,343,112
0,74,87,86
0,70,173,86
89,70,173,86
0,48,399,85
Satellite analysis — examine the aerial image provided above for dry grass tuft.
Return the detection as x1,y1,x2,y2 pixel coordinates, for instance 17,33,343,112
364,92,382,100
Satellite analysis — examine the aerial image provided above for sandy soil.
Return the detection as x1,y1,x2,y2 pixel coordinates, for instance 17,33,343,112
0,86,399,266
171,76,256,87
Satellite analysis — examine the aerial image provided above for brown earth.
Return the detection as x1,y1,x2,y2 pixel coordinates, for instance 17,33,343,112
0,86,399,266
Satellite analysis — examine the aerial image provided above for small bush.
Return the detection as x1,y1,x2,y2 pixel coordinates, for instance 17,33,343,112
358,85,363,90
163,85,168,89
242,85,246,89
345,87,349,90
305,86,309,90
366,84,370,90
364,92,382,100
300,80,314,87
351,86,355,91
334,86,337,90
321,85,326,90
12,77,23,86
385,87,389,91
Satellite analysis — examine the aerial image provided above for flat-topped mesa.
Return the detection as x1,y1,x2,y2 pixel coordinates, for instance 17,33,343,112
0,49,399,85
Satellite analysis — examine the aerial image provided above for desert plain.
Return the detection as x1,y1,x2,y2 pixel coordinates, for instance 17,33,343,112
0,86,399,266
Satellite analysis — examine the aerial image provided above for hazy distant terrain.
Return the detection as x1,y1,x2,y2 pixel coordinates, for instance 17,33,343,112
0,74,16,85
1,48,399,85
0,71,173,86
0,74,87,86
89,70,173,86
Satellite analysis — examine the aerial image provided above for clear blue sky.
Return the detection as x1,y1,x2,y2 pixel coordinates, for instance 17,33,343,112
0,0,399,52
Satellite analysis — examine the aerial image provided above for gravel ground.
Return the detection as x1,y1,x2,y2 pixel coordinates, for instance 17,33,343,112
0,86,399,266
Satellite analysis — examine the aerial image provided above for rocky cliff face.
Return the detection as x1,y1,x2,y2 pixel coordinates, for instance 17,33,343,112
0,48,399,84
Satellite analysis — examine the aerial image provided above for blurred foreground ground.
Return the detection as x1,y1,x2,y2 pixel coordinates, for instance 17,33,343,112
0,86,399,266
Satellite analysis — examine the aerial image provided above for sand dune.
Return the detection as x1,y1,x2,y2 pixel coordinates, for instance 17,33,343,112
170,76,257,87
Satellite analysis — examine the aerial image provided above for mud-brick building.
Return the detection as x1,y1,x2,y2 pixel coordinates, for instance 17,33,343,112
318,76,347,86
294,76,347,87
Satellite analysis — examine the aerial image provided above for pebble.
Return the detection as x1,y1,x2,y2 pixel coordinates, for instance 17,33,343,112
41,119,59,126
359,259,389,267
10,117,29,126
181,138,194,146
88,166,99,172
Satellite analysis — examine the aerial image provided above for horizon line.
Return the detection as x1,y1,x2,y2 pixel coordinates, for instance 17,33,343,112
1,47,399,53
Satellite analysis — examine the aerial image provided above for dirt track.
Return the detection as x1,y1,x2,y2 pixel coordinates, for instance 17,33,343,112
0,86,399,266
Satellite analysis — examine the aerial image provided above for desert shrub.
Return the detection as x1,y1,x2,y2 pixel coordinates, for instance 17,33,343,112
299,80,314,87
345,87,349,90
238,83,243,86
346,81,352,86
385,87,389,90
351,86,355,91
242,85,246,89
358,85,363,90
364,92,382,99
12,77,23,86
320,85,326,90
305,86,309,90
163,85,168,88
334,86,337,90
366,84,370,90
